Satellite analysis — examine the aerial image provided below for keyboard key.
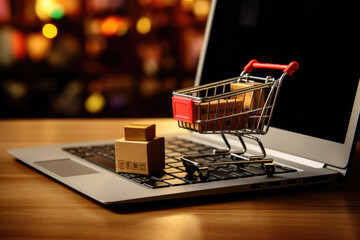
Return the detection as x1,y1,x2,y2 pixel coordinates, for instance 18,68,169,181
165,149,174,154
173,147,190,153
167,162,184,168
181,143,199,148
164,178,189,186
74,152,95,158
84,156,115,171
151,173,175,181
163,168,184,174
232,170,255,178
165,158,178,164
166,152,182,157
177,166,186,171
209,170,238,180
132,176,152,183
170,172,189,179
121,173,139,179
210,164,229,169
190,145,213,152
241,165,266,176
182,151,202,155
144,181,170,189
165,144,178,150
206,175,222,181
218,166,238,173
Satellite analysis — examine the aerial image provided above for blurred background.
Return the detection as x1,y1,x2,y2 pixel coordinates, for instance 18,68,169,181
0,0,210,118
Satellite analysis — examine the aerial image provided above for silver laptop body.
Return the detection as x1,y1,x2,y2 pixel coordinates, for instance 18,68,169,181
8,0,360,205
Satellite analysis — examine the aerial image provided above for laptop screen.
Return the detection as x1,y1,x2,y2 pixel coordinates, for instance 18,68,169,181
197,0,360,145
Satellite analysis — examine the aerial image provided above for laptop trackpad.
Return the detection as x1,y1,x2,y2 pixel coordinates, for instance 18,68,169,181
35,159,99,177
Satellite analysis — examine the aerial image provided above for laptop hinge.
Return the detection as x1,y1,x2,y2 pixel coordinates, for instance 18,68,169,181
325,164,347,176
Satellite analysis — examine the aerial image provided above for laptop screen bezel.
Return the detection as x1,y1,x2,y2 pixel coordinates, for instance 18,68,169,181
194,0,360,169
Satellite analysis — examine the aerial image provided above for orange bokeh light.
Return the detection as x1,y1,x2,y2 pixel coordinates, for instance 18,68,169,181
101,16,127,36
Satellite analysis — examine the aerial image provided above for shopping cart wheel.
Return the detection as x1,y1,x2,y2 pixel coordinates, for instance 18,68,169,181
182,160,196,175
264,163,275,177
197,167,209,181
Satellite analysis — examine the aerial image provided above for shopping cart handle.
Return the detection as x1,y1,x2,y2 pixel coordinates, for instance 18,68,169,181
244,59,299,76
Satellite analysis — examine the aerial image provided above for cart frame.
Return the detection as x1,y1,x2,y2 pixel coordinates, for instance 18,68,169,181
172,59,299,180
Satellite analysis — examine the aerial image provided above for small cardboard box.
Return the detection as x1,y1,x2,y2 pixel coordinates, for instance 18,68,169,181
124,123,156,141
193,99,248,131
230,82,265,111
115,137,165,175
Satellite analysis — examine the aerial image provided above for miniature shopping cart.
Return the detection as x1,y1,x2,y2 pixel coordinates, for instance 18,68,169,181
172,59,299,181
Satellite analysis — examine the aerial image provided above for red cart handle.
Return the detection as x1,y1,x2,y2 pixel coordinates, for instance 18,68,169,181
244,59,299,76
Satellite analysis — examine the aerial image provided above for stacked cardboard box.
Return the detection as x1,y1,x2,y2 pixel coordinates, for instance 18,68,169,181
115,123,165,175
193,99,248,131
230,82,265,111
231,82,266,129
192,82,266,132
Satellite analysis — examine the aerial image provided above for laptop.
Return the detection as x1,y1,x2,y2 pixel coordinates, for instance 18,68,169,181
8,0,360,205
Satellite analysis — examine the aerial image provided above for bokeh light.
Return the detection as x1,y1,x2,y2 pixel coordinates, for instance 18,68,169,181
101,16,128,37
101,17,118,36
2,0,209,118
85,36,107,57
86,19,102,35
181,0,194,11
140,77,161,97
50,4,65,19
35,0,55,21
11,30,26,61
26,33,51,62
35,0,70,21
84,92,106,114
136,17,152,34
193,0,210,20
3,81,27,99
42,23,58,39
0,26,14,66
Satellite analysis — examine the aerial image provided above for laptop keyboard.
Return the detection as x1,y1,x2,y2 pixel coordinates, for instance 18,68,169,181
63,138,297,189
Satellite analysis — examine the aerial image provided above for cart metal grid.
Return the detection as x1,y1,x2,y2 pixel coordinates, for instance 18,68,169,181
172,59,299,180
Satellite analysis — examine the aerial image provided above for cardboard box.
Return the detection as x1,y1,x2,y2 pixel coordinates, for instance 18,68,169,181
124,123,156,141
115,137,165,175
193,99,248,131
230,82,265,111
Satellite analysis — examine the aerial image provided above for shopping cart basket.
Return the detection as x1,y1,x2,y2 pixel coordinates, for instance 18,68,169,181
172,59,299,181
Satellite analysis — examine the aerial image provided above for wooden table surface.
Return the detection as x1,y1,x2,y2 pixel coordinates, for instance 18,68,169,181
1,119,359,240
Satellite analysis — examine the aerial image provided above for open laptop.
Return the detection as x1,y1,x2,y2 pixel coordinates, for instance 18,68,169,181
8,0,360,205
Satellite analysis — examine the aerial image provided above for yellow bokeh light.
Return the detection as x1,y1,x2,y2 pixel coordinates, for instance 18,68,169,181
35,0,53,21
136,17,152,34
85,92,106,114
35,0,70,21
42,23,58,39
193,0,210,19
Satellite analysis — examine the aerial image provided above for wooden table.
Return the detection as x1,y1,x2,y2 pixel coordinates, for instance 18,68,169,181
1,119,359,240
